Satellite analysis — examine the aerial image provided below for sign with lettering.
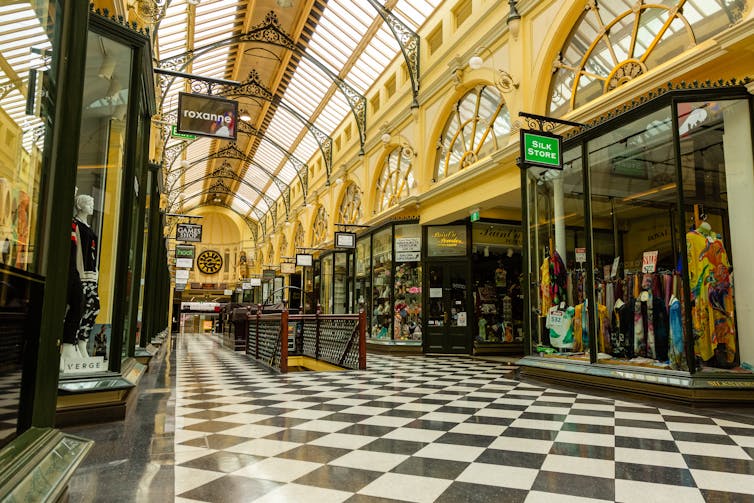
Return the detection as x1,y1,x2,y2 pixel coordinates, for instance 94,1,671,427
175,244,196,258
521,130,562,169
176,223,203,243
177,92,238,140
175,257,193,269
396,251,420,262
472,224,522,248
175,269,189,281
642,250,658,273
280,262,296,274
61,356,106,374
249,278,262,287
395,237,421,252
575,248,586,263
427,225,467,257
263,269,276,280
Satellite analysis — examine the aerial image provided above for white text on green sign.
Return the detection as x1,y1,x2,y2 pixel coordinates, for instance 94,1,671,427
524,132,561,168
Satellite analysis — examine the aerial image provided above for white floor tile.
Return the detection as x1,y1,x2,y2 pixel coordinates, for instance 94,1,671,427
174,466,225,494
541,454,615,478
330,450,408,472
457,462,538,490
690,469,754,494
556,430,615,447
615,480,706,503
308,433,377,449
222,424,284,438
358,415,415,427
614,447,687,468
251,483,352,503
358,473,453,503
419,411,471,423
614,426,674,441
675,441,751,459
489,436,554,454
383,427,445,443
450,422,506,436
525,491,609,503
232,457,321,482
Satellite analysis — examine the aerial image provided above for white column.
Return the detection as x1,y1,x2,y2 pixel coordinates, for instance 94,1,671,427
723,99,754,369
552,173,566,258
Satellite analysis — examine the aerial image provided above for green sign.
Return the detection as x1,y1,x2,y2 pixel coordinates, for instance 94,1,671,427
171,125,197,140
522,130,562,169
175,244,195,259
470,210,480,222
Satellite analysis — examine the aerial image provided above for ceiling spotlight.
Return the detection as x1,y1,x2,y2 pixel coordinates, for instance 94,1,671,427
239,110,251,121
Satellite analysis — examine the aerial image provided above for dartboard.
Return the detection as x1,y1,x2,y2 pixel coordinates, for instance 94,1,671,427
197,250,223,274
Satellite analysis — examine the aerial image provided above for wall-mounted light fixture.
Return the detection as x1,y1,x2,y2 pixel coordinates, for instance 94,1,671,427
507,0,521,40
239,110,251,121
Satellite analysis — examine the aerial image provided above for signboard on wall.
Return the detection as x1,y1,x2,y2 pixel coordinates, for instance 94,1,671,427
177,92,238,140
262,269,276,280
175,244,196,258
249,278,262,287
427,225,467,257
176,224,202,243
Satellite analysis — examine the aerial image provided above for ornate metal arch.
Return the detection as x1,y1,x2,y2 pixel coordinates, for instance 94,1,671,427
169,172,278,218
217,70,333,177
365,0,420,109
156,11,367,153
177,143,292,216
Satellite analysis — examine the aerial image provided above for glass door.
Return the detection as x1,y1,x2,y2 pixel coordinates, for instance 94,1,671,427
426,261,470,353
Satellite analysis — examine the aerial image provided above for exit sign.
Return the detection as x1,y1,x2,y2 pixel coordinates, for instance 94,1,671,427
470,210,480,222
521,130,562,169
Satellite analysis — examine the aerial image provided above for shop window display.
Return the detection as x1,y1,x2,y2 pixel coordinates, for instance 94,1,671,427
527,95,754,375
394,224,422,342
472,223,523,345
355,236,371,332
371,228,392,340
60,31,132,372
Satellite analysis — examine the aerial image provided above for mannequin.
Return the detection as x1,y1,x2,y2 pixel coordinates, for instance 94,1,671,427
61,194,101,364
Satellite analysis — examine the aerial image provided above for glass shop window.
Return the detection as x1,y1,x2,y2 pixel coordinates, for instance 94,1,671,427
394,224,422,342
60,30,132,372
371,227,392,340
527,148,586,360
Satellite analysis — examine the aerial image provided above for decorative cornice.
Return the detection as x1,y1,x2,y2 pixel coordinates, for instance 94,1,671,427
89,4,151,38
563,77,753,140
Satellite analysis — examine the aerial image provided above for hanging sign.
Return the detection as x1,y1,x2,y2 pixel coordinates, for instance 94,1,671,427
280,262,296,274
575,248,586,263
249,278,262,287
175,258,193,269
335,231,356,249
177,92,238,140
175,269,190,281
521,130,563,170
296,253,313,267
642,251,658,273
175,244,196,258
262,269,276,280
242,282,252,290
176,224,203,243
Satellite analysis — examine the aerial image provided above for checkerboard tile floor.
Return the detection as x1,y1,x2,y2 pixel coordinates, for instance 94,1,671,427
175,334,754,502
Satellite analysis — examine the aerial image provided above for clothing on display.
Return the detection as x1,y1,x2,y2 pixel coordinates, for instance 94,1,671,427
686,223,736,365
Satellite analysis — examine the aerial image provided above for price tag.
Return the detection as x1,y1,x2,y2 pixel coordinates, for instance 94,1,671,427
611,256,620,278
642,251,658,273
547,310,564,329
575,248,586,263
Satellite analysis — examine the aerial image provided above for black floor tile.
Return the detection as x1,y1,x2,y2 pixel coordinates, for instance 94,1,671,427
435,432,495,448
180,434,251,450
436,481,528,503
532,471,615,500
361,438,427,455
178,450,264,473
549,442,614,460
178,474,281,502
475,448,547,469
501,427,559,441
275,444,351,463
616,462,695,486
293,465,382,492
615,436,679,452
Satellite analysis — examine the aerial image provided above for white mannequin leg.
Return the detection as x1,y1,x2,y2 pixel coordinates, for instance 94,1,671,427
77,340,89,358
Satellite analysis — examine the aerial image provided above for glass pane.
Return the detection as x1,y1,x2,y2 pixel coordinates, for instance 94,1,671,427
472,223,524,344
427,225,467,257
321,255,333,313
588,106,688,370
355,236,371,333
333,252,347,314
680,99,752,374
528,148,586,361
62,30,131,372
394,224,421,342
427,265,444,327
371,227,392,340
0,0,60,449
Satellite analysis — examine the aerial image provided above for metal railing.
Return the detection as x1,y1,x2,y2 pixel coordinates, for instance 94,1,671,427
247,305,366,373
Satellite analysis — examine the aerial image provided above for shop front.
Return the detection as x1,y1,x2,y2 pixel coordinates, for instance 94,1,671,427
520,85,754,401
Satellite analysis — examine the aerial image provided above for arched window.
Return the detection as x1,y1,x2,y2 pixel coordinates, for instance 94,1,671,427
434,85,510,180
338,183,363,224
549,0,748,117
377,146,415,213
266,243,274,264
294,222,305,250
312,206,328,244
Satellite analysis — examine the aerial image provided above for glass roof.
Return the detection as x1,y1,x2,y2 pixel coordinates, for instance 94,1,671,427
157,0,441,220
0,3,51,153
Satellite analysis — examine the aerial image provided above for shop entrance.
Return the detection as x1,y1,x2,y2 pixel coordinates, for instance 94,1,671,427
425,261,471,353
